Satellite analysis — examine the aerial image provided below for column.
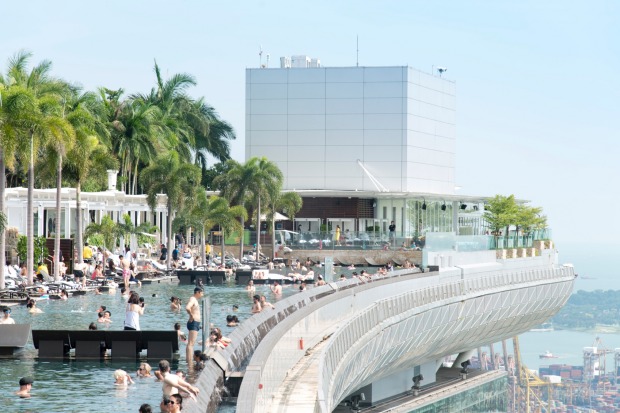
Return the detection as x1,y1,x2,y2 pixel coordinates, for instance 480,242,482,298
64,203,71,238
37,205,44,237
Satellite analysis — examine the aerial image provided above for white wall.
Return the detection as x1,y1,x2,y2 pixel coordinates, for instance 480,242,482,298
246,66,456,195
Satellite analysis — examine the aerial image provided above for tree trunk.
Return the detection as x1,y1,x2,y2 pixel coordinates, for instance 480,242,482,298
166,200,173,270
271,207,276,262
0,148,5,289
238,216,245,260
200,227,206,267
27,132,34,285
76,180,84,264
54,155,62,281
255,197,261,262
220,226,225,263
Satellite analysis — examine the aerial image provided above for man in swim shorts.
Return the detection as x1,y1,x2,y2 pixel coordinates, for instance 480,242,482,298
120,256,131,290
185,287,204,365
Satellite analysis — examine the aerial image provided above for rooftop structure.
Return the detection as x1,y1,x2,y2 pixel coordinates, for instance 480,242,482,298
246,65,456,195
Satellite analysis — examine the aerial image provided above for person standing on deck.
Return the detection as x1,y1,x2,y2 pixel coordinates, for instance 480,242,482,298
185,287,204,365
389,221,396,247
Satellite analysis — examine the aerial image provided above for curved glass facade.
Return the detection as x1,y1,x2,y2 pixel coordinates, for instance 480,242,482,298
411,375,508,413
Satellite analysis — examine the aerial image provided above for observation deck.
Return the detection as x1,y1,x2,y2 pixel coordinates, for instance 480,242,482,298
187,248,575,413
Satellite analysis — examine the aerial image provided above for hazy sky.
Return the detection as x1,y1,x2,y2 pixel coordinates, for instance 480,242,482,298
2,1,618,253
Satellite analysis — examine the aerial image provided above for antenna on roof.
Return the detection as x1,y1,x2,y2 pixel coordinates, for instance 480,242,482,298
437,67,447,77
356,35,359,67
259,45,263,68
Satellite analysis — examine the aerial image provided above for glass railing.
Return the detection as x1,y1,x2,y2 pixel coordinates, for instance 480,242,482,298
220,228,553,254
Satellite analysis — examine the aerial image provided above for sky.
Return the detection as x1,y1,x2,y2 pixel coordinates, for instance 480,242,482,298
2,1,618,274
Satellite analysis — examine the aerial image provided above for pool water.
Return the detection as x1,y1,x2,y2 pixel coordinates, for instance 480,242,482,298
0,281,287,413
0,267,374,412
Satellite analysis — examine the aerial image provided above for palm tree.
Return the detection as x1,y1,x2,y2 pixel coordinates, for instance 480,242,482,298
44,95,75,281
62,90,115,265
248,158,283,261
215,158,283,260
138,63,235,171
214,160,258,259
115,213,158,251
140,152,201,269
0,70,22,288
2,51,69,284
84,215,122,253
268,192,303,260
109,97,162,195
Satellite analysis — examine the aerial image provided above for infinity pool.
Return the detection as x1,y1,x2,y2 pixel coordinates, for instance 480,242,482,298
0,279,298,413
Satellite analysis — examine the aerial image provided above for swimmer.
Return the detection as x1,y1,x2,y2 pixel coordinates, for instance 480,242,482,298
270,280,282,295
95,287,102,295
27,299,43,314
260,295,275,310
15,377,33,398
251,295,262,314
0,307,15,324
88,322,97,330
60,289,69,300
159,359,199,399
137,362,153,378
347,264,355,270
246,280,255,292
226,314,238,326
316,275,326,286
113,369,134,387
170,296,181,311
174,322,187,342
139,404,152,413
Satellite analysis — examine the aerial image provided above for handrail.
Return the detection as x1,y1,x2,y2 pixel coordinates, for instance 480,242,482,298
317,265,574,411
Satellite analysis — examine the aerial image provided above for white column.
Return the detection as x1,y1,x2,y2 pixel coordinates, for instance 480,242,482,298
37,205,44,237
162,212,167,242
64,203,71,238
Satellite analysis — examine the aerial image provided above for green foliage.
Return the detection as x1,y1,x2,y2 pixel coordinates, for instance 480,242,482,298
0,212,6,234
17,235,48,263
366,225,380,232
84,215,120,251
552,290,620,330
484,194,547,236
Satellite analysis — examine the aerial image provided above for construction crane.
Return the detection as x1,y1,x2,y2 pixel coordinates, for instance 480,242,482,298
511,336,591,413
512,336,554,413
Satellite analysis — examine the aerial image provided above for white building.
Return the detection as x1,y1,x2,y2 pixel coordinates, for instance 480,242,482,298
246,65,456,194
246,64,476,239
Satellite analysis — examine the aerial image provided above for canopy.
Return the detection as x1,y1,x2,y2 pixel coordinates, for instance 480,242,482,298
260,212,289,221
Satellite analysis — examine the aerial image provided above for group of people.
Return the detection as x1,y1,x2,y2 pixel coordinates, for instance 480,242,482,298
110,359,199,413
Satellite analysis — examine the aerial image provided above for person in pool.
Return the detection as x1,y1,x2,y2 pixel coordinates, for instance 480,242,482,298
27,299,43,314
0,307,15,324
15,377,33,398
113,369,134,387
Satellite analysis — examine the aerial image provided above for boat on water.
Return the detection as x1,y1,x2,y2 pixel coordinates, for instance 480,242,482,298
539,350,559,359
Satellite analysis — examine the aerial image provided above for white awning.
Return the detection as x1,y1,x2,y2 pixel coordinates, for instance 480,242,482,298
327,218,355,222
260,212,289,221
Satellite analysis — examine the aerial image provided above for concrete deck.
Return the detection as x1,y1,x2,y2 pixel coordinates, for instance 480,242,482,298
270,337,331,412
